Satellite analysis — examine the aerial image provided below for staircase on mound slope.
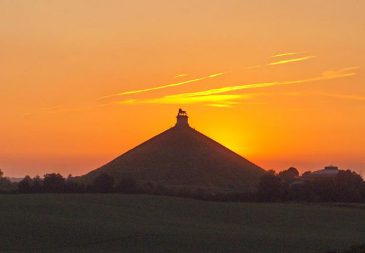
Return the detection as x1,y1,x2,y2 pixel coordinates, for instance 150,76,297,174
81,109,265,192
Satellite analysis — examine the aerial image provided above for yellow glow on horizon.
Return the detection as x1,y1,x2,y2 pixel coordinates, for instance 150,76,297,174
200,124,253,157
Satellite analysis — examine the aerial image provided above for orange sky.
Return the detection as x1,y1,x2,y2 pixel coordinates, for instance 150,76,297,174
1,0,364,177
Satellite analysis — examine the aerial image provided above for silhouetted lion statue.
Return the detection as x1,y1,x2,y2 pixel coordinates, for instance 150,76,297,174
178,108,187,115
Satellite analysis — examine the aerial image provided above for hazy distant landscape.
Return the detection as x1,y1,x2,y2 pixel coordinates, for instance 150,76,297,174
1,194,364,253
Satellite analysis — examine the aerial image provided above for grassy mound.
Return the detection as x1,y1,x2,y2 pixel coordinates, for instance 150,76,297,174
80,126,264,192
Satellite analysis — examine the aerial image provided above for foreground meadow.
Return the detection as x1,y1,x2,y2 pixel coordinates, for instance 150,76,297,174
0,194,364,253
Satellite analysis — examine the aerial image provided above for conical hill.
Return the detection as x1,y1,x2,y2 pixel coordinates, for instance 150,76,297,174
81,109,265,192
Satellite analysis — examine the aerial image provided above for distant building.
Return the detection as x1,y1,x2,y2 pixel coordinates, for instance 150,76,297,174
303,165,339,180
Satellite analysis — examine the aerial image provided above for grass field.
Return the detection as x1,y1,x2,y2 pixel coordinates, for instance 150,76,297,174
0,194,364,253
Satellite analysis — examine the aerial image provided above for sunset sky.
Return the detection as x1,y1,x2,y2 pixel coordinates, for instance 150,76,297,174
1,0,364,177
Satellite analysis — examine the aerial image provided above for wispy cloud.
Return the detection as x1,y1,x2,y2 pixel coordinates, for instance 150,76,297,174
268,56,316,66
24,105,83,116
118,94,247,106
158,67,356,98
24,103,112,117
280,66,359,84
163,82,277,97
325,94,365,101
207,103,236,108
97,72,224,100
175,73,188,78
96,51,323,104
271,52,302,58
268,89,365,103
116,67,358,107
310,92,365,102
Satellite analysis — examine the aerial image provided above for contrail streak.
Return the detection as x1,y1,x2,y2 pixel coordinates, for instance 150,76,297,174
118,94,247,106
97,72,224,100
116,67,358,106
271,52,300,58
175,74,188,78
269,56,316,66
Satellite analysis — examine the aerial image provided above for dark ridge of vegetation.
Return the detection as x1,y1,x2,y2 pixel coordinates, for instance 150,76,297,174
1,167,365,203
257,168,365,203
0,169,17,193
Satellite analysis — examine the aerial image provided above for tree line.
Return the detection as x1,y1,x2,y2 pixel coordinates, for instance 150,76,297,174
1,168,365,202
257,167,365,202
16,173,139,194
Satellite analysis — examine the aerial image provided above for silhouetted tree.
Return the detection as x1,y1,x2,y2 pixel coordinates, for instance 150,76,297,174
313,178,338,202
293,169,365,202
65,175,85,193
334,170,364,202
0,177,15,192
32,175,43,193
278,167,299,181
91,173,114,193
18,176,33,193
0,169,15,192
302,171,312,177
43,173,66,193
257,171,283,202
